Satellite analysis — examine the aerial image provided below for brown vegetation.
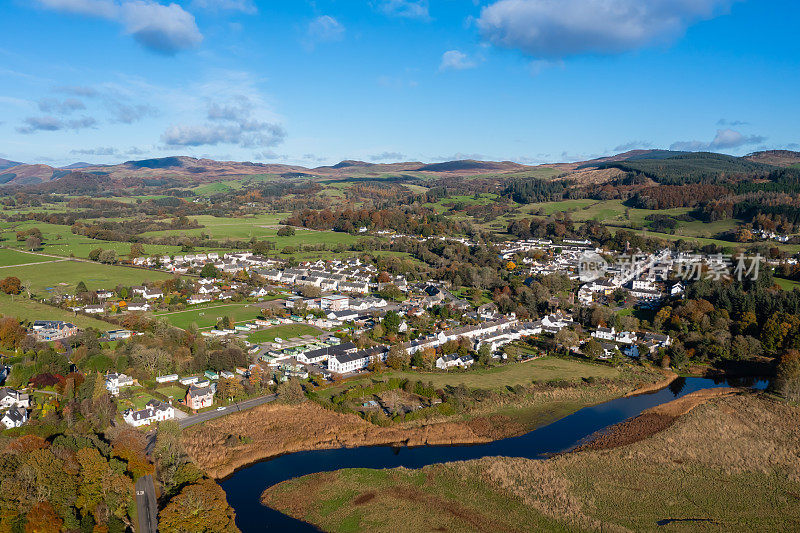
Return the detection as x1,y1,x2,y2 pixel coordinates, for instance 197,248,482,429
183,401,510,478
262,392,800,532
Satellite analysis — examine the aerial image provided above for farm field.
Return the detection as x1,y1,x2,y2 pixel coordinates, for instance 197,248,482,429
4,258,177,294
246,324,323,344
153,301,278,330
140,215,366,249
0,248,59,267
0,220,187,259
0,293,112,330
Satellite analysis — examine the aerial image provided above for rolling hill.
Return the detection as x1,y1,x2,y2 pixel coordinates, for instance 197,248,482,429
0,149,789,191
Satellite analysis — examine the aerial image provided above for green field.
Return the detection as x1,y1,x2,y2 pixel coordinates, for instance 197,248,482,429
246,324,322,344
0,221,187,259
0,248,59,267
154,302,274,330
319,357,620,399
156,385,187,400
4,258,176,294
0,293,112,330
774,277,800,291
117,389,158,413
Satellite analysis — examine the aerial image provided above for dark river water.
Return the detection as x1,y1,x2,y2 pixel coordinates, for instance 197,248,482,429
221,376,769,532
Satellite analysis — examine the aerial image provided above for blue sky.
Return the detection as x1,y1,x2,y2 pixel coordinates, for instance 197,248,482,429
1,0,798,167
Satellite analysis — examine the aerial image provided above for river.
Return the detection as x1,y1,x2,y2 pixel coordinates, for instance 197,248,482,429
221,376,769,532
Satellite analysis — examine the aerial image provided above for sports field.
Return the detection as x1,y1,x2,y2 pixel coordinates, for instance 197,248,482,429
154,302,273,330
246,324,321,344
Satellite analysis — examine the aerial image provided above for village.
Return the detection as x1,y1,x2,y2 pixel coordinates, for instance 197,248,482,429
2,240,736,431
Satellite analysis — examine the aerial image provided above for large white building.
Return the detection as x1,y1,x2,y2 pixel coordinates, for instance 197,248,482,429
123,400,175,427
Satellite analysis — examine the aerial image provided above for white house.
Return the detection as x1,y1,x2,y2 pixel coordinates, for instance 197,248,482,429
0,388,30,409
123,400,174,427
126,301,151,312
328,346,387,374
105,373,134,396
1,406,27,429
592,327,616,341
616,331,637,344
188,294,212,305
435,354,475,370
156,374,179,384
143,289,163,300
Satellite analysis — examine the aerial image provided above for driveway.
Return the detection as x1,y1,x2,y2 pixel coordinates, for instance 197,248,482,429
178,393,277,428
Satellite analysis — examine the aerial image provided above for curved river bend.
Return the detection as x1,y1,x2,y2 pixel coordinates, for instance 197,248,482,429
221,376,768,532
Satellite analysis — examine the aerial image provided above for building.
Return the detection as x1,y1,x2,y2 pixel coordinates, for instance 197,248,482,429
31,320,78,341
0,388,30,409
123,400,174,427
106,329,132,340
321,295,350,311
435,354,475,370
1,406,27,429
156,374,179,384
328,346,388,374
126,301,151,312
186,384,215,410
592,327,616,341
105,373,134,396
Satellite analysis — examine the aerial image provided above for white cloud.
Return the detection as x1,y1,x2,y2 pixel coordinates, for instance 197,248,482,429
376,0,430,21
36,0,202,54
71,146,119,155
369,151,406,161
37,97,86,114
670,129,766,152
477,0,738,58
303,15,345,50
17,115,97,134
613,140,653,152
439,50,477,71
161,96,286,148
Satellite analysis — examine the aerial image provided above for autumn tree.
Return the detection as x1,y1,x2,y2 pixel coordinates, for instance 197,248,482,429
159,478,237,533
776,349,800,402
276,378,305,404
0,276,22,295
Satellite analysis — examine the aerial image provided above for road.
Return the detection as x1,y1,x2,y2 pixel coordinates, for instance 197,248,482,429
178,393,277,428
135,475,158,533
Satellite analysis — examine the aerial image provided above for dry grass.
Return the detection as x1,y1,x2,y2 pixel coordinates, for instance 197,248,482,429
184,370,665,479
261,392,800,532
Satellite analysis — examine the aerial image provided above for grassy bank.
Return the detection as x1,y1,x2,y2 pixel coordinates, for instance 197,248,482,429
263,392,800,532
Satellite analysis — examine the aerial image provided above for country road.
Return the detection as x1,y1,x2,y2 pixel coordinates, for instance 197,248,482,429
179,394,277,428
135,475,158,533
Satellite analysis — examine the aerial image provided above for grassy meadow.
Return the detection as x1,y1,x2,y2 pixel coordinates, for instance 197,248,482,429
0,293,112,330
316,357,623,400
4,258,176,294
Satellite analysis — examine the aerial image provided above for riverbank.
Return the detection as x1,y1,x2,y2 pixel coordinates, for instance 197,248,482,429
262,389,800,532
184,366,668,479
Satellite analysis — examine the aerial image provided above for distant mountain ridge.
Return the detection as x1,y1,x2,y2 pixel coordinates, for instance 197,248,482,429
0,149,791,190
